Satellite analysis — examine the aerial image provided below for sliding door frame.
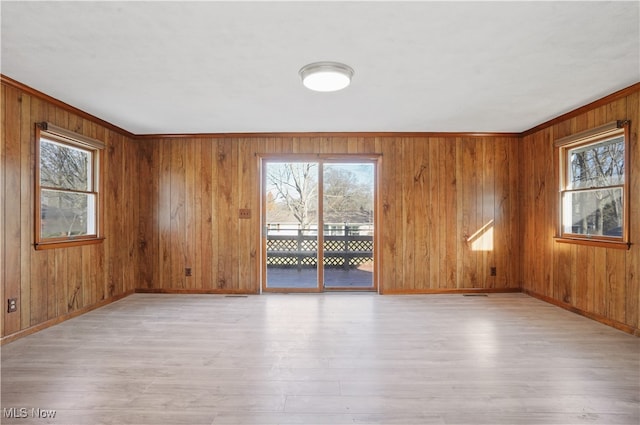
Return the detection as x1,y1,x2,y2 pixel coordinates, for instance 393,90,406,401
259,153,381,293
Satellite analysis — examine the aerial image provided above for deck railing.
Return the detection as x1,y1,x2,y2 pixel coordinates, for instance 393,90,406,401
267,224,373,269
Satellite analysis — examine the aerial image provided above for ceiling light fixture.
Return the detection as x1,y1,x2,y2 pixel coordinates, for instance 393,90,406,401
299,62,354,92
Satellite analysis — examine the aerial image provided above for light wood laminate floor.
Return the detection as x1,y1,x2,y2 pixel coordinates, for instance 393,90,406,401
1,293,638,425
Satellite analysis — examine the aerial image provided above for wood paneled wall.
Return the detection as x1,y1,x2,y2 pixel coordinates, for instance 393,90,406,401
1,82,139,339
520,89,640,333
136,135,521,294
4,76,636,339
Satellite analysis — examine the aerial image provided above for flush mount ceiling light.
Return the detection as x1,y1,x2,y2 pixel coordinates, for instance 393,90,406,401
299,62,354,92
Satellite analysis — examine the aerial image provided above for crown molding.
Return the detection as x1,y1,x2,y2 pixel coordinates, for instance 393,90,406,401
3,73,638,141
135,131,520,140
1,74,136,139
520,82,640,138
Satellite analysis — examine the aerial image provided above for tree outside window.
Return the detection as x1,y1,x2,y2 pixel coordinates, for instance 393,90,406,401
557,120,630,248
35,123,103,249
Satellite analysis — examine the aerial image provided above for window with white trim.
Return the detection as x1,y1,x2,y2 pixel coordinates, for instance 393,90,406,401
35,122,104,249
556,120,630,248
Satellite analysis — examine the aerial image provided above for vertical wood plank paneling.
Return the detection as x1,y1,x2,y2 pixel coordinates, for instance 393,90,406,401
1,81,138,339
149,139,161,289
46,250,58,319
158,138,172,289
521,88,639,333
209,140,220,289
553,242,572,304
494,138,508,287
66,247,82,312
200,139,214,289
477,137,488,287
362,137,375,154
280,136,293,154
125,135,137,293
117,132,129,293
19,90,32,324
99,125,111,301
520,133,532,291
136,140,154,289
392,138,405,291
626,91,639,329
108,129,125,290
427,138,440,288
67,114,85,309
347,136,358,154
57,256,69,315
533,129,547,297
460,138,478,287
574,245,593,311
106,131,121,298
606,99,628,325
508,137,520,287
52,110,69,315
540,128,555,297
0,83,6,336
238,138,258,292
83,121,98,305
401,138,415,290
379,137,397,293
29,97,48,326
606,249,626,323
186,139,199,289
4,86,22,335
228,139,241,290
216,138,234,290
571,113,589,309
413,139,429,289
454,137,464,288
474,138,485,287
442,138,457,288
95,124,106,300
121,135,132,293
521,131,533,286
170,138,186,289
482,137,495,287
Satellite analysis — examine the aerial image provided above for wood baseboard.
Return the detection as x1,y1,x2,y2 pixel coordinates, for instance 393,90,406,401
522,289,639,336
0,290,135,345
135,288,259,295
381,287,521,295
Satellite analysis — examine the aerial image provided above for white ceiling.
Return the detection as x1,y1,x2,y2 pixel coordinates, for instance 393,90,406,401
1,1,639,135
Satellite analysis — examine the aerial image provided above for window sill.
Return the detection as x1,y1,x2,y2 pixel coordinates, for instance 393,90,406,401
35,237,105,250
554,237,631,250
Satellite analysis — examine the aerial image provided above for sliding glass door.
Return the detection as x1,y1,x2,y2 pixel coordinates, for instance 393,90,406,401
262,158,376,292
322,163,375,289
264,161,319,290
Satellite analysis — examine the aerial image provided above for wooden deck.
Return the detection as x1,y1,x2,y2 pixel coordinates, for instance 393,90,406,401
266,267,374,288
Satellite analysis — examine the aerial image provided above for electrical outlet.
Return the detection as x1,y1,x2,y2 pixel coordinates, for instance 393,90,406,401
490,267,497,276
185,268,192,277
7,298,17,313
239,209,251,219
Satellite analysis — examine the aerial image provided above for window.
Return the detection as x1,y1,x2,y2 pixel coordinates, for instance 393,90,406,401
35,122,104,249
556,120,630,249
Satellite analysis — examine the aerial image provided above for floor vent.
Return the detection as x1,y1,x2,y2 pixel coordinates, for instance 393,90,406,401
463,293,488,297
225,295,249,298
